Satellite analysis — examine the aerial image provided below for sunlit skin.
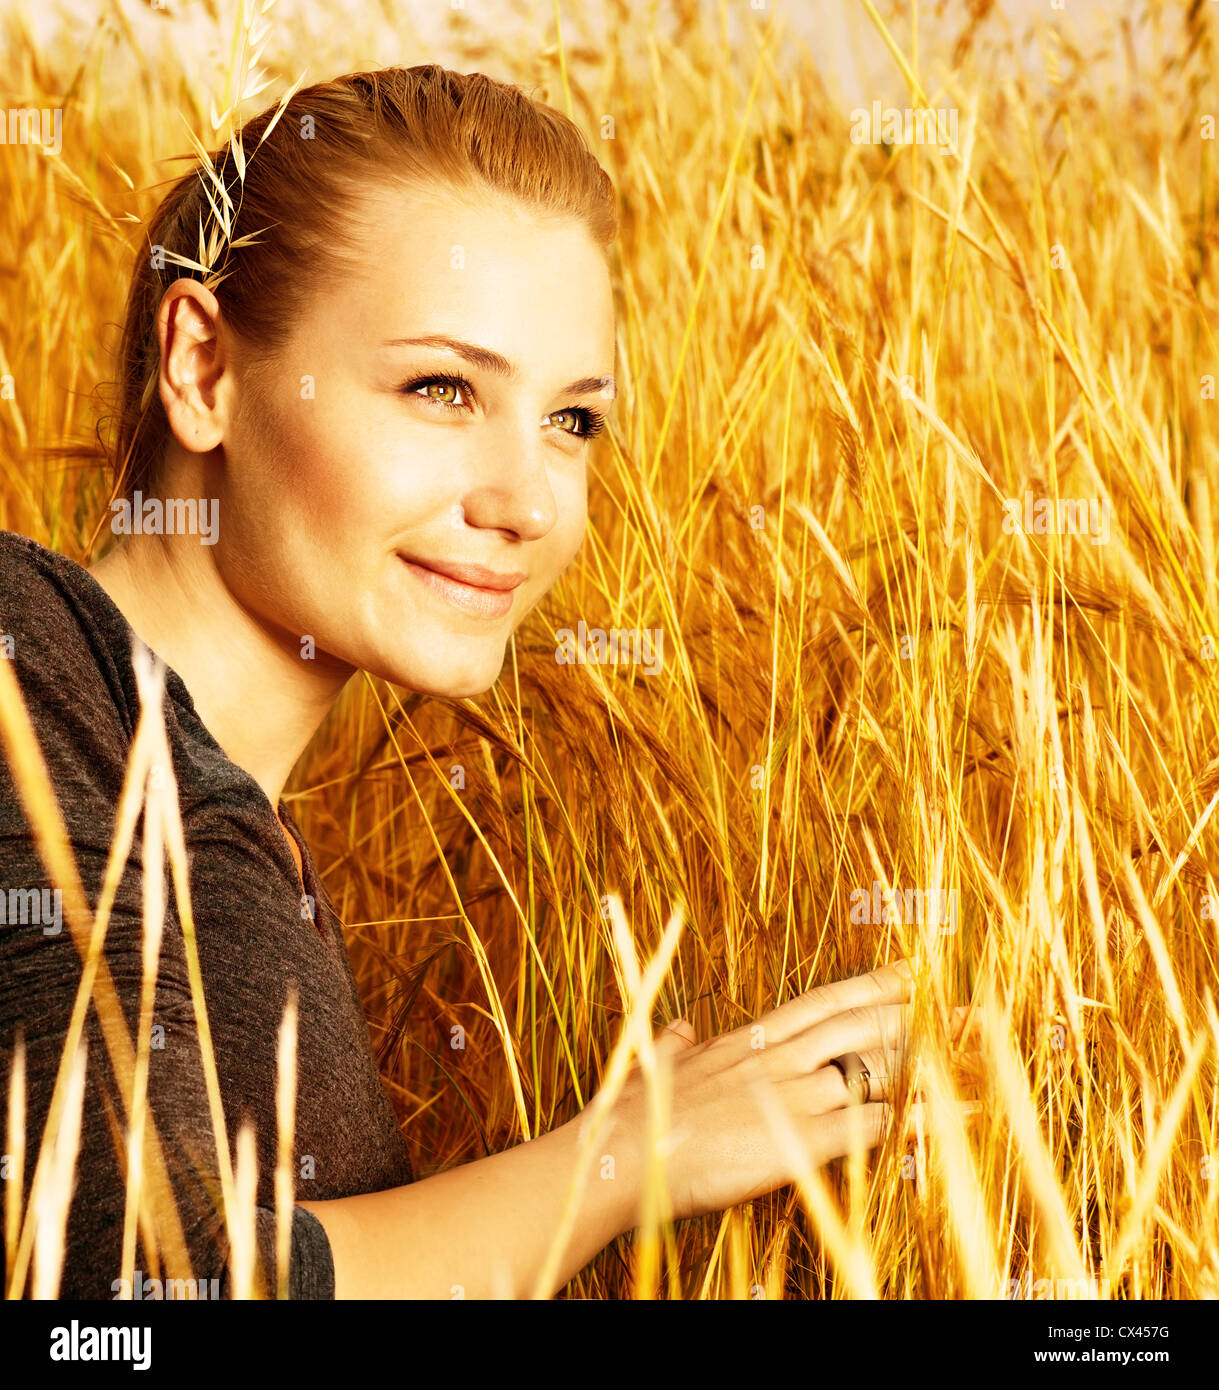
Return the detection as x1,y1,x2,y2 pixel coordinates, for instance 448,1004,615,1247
85,179,972,1298
89,185,617,834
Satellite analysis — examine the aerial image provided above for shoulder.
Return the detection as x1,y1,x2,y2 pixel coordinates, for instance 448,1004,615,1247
0,530,142,827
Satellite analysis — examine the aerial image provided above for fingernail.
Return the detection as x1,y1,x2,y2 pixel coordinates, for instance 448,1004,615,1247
892,959,914,979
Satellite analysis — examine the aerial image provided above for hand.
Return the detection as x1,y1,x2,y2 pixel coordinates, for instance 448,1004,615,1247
598,960,954,1224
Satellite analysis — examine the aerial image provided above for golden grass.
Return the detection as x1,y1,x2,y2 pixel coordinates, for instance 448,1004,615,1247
2,0,1218,1298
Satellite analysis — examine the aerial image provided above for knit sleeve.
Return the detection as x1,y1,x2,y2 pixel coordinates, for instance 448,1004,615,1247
249,1206,335,1300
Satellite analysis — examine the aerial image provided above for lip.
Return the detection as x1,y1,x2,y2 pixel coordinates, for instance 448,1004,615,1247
401,557,527,591
397,554,525,619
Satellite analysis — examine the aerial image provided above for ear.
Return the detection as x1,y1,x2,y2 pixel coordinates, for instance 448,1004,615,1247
156,278,229,455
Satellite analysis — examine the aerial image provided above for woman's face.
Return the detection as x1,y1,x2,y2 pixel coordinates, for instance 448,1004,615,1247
211,184,616,697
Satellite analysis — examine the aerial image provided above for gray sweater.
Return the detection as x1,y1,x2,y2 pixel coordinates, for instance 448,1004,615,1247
0,530,414,1298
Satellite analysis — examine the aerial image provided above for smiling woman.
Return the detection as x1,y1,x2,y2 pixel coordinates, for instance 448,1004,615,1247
1,63,929,1303
93,71,619,739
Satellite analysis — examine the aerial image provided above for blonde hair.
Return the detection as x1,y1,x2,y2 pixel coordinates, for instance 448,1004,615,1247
111,65,618,499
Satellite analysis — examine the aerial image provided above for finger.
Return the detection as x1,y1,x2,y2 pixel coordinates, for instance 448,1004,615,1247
812,1045,983,1109
802,1101,893,1166
899,1098,982,1141
803,1095,983,1169
808,1046,900,1108
792,1003,912,1073
756,961,913,1044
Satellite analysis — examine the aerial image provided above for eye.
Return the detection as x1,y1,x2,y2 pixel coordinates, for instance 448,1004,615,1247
543,407,606,441
400,373,475,412
399,373,607,441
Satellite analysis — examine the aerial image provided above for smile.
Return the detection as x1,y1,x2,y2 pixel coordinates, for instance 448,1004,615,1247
397,555,523,619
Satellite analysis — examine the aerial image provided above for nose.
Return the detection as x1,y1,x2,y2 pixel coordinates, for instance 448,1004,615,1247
457,415,561,542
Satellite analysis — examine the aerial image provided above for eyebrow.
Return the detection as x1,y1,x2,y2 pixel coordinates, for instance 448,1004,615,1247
382,334,616,399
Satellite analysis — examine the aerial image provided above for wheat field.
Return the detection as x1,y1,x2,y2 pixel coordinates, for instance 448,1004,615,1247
1,0,1217,1301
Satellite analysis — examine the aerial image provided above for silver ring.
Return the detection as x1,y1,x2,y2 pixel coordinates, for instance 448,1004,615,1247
829,1051,870,1105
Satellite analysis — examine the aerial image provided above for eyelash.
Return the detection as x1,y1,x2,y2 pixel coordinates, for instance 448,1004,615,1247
399,372,607,440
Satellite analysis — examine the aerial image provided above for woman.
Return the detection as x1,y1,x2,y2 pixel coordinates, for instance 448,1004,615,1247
0,65,932,1299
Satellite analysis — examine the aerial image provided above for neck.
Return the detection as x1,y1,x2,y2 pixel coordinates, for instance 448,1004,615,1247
87,531,354,809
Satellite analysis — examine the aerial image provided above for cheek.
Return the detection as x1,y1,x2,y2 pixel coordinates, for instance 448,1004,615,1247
540,465,588,562
231,384,439,547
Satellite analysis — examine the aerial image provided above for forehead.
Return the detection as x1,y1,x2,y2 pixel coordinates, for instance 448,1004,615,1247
306,182,616,374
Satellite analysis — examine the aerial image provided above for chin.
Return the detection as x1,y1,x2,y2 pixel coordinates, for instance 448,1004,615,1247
366,642,508,699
